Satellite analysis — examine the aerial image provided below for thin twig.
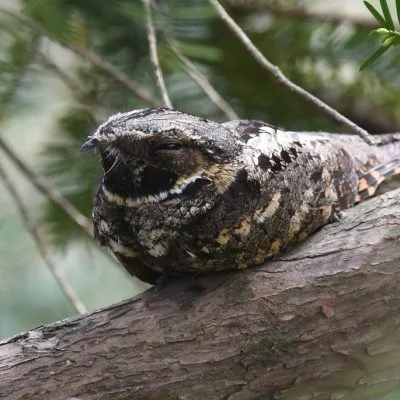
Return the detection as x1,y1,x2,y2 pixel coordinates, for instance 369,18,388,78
0,161,87,314
209,0,375,145
170,42,238,120
0,136,93,237
0,8,159,107
142,0,172,108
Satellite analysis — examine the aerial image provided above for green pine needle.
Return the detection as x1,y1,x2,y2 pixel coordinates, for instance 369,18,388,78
380,0,395,30
364,1,389,28
396,0,400,26
360,45,390,70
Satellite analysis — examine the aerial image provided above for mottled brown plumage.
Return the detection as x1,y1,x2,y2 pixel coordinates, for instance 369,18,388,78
82,108,400,284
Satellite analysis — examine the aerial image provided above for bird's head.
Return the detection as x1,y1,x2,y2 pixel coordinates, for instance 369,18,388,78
82,108,243,206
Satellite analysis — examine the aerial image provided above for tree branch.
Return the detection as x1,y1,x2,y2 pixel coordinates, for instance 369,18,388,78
1,189,400,399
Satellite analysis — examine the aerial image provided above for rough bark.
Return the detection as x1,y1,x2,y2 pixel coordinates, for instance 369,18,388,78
1,189,400,400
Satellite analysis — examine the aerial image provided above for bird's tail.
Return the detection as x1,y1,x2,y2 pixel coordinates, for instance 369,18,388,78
356,158,400,202
353,132,400,201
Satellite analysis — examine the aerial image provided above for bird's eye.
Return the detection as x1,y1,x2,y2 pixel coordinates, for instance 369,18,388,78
155,142,182,151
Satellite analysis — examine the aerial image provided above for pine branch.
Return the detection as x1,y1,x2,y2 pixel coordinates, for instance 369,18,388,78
209,0,375,145
0,8,160,107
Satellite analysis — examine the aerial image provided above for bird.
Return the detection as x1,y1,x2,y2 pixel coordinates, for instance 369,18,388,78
82,108,400,284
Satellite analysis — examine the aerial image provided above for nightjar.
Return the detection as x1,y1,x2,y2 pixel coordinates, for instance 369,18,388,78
82,108,400,284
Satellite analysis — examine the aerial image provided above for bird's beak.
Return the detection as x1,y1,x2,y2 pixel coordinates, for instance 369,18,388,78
81,136,99,152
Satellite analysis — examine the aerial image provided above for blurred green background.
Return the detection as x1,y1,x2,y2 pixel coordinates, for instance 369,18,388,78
0,0,399,344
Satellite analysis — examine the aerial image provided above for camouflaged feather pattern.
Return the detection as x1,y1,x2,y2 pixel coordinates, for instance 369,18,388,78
83,108,400,283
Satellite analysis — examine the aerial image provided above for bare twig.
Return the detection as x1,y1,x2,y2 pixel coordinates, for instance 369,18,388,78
142,0,172,108
0,161,87,314
0,8,159,107
209,0,375,145
170,42,238,120
0,136,93,237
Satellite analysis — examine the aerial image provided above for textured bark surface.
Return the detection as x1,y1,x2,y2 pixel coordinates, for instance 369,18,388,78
1,189,400,400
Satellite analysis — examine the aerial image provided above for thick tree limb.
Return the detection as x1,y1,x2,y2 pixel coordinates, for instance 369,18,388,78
1,189,400,400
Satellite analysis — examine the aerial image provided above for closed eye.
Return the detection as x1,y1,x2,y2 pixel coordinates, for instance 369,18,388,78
155,142,182,151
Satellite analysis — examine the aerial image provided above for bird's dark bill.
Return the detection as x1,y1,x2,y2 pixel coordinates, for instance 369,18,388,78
81,136,99,152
